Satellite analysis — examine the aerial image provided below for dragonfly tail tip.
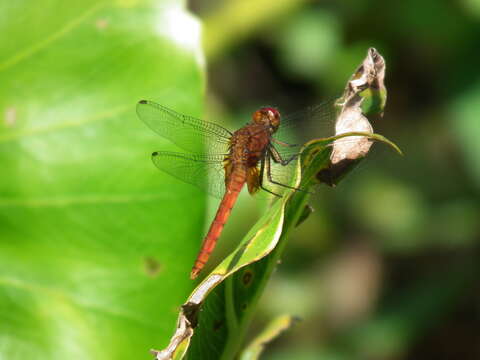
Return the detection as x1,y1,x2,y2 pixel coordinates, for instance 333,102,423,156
190,269,199,279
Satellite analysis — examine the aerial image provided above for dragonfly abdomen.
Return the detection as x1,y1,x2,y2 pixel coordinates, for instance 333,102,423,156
190,167,247,279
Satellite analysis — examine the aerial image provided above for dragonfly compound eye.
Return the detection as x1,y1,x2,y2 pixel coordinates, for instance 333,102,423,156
265,107,280,130
253,107,280,130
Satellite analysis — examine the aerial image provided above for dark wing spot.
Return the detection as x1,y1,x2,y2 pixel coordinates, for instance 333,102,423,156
139,99,148,104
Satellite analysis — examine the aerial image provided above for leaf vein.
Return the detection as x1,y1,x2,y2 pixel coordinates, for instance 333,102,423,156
0,1,107,72
0,193,177,207
0,105,129,143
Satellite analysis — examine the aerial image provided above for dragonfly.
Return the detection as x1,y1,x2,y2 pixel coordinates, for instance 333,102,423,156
137,100,306,279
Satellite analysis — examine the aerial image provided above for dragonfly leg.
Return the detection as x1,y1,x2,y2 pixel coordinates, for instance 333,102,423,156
269,145,298,166
271,137,298,147
266,153,311,193
259,157,282,197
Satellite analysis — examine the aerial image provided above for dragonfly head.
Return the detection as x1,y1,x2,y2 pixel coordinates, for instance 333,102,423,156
252,107,281,133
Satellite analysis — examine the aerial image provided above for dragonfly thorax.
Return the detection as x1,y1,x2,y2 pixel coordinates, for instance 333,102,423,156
252,107,280,134
228,124,271,166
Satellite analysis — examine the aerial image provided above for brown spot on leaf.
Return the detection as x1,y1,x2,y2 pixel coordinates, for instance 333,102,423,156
143,256,162,277
242,269,254,287
213,319,224,331
4,107,16,127
95,18,109,30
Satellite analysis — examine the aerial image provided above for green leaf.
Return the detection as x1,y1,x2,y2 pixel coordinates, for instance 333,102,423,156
0,1,204,359
239,315,298,360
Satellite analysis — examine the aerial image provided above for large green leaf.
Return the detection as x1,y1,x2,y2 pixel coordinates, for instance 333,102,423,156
0,1,204,359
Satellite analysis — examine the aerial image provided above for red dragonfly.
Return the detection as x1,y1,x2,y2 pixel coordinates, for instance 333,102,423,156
137,100,302,279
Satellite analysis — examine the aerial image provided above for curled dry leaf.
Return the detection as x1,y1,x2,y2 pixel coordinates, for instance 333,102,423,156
319,47,388,185
330,104,373,164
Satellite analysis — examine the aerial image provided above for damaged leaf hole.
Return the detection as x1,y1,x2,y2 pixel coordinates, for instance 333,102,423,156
182,302,200,328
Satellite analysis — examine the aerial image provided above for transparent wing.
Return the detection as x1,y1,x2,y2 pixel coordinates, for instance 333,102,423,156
137,100,232,154
266,98,339,169
275,97,340,144
151,151,226,199
276,97,377,153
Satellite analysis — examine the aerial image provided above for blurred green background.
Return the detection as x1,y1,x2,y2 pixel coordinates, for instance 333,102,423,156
1,0,479,359
192,0,480,359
